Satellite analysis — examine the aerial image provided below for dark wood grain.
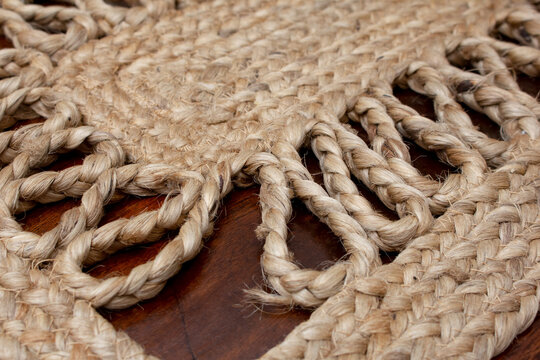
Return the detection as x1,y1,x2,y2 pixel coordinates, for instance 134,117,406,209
19,80,539,360
10,24,539,360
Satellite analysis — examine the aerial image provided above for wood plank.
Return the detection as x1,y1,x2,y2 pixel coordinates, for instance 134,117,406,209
11,15,540,360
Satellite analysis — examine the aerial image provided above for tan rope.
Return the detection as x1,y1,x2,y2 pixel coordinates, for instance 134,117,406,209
264,150,540,358
488,38,540,77
0,0,539,359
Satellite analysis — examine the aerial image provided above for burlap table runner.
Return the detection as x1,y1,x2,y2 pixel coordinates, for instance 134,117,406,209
1,0,540,358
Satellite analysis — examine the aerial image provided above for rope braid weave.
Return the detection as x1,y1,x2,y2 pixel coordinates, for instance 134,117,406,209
0,0,539,358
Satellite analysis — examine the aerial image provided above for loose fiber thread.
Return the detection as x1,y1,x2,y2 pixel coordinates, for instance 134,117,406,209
0,0,539,359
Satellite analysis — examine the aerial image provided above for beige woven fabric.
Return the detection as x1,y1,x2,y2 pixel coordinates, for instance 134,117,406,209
1,0,540,358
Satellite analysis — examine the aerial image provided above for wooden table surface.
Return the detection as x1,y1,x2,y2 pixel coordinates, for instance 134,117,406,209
4,12,538,356
16,76,539,359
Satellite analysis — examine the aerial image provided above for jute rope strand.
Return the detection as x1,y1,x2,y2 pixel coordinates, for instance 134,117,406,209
390,66,510,167
447,38,540,118
263,148,540,358
0,101,89,187
496,4,540,48
343,92,484,215
245,151,350,308
0,48,53,128
0,0,539,358
349,96,412,162
441,65,540,139
246,118,382,307
0,241,156,359
392,64,514,167
311,120,433,250
0,99,84,169
53,153,254,309
0,7,97,60
0,0,177,60
487,38,540,77
3,0,100,37
66,0,181,34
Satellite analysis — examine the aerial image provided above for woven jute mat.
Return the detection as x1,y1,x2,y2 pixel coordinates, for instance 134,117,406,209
1,0,540,358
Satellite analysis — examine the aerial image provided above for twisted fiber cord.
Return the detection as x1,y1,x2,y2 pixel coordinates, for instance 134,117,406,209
0,49,54,131
264,146,540,359
442,66,540,140
497,6,540,48
311,120,433,251
0,5,97,59
0,0,178,59
447,38,540,117
246,148,351,308
0,0,539,359
248,117,383,307
391,64,513,167
0,241,155,359
487,38,540,77
349,97,445,199
347,93,486,225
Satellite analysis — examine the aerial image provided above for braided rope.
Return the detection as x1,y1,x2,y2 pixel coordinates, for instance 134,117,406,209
0,0,539,359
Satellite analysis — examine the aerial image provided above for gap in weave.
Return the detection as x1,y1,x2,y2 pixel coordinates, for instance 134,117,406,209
19,198,80,235
450,61,481,74
104,0,133,8
489,28,526,47
0,35,11,49
9,105,43,125
32,0,69,7
301,147,325,186
11,117,44,131
287,199,348,269
517,74,540,100
465,103,503,140
296,148,357,268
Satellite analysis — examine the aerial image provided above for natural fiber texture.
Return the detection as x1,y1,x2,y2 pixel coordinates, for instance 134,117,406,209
0,0,540,358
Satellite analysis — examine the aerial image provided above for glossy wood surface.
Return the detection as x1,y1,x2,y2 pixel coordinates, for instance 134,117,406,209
6,15,539,358
17,76,539,359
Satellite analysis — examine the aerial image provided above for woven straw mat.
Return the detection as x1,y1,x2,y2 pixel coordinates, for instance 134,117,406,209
1,0,540,359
